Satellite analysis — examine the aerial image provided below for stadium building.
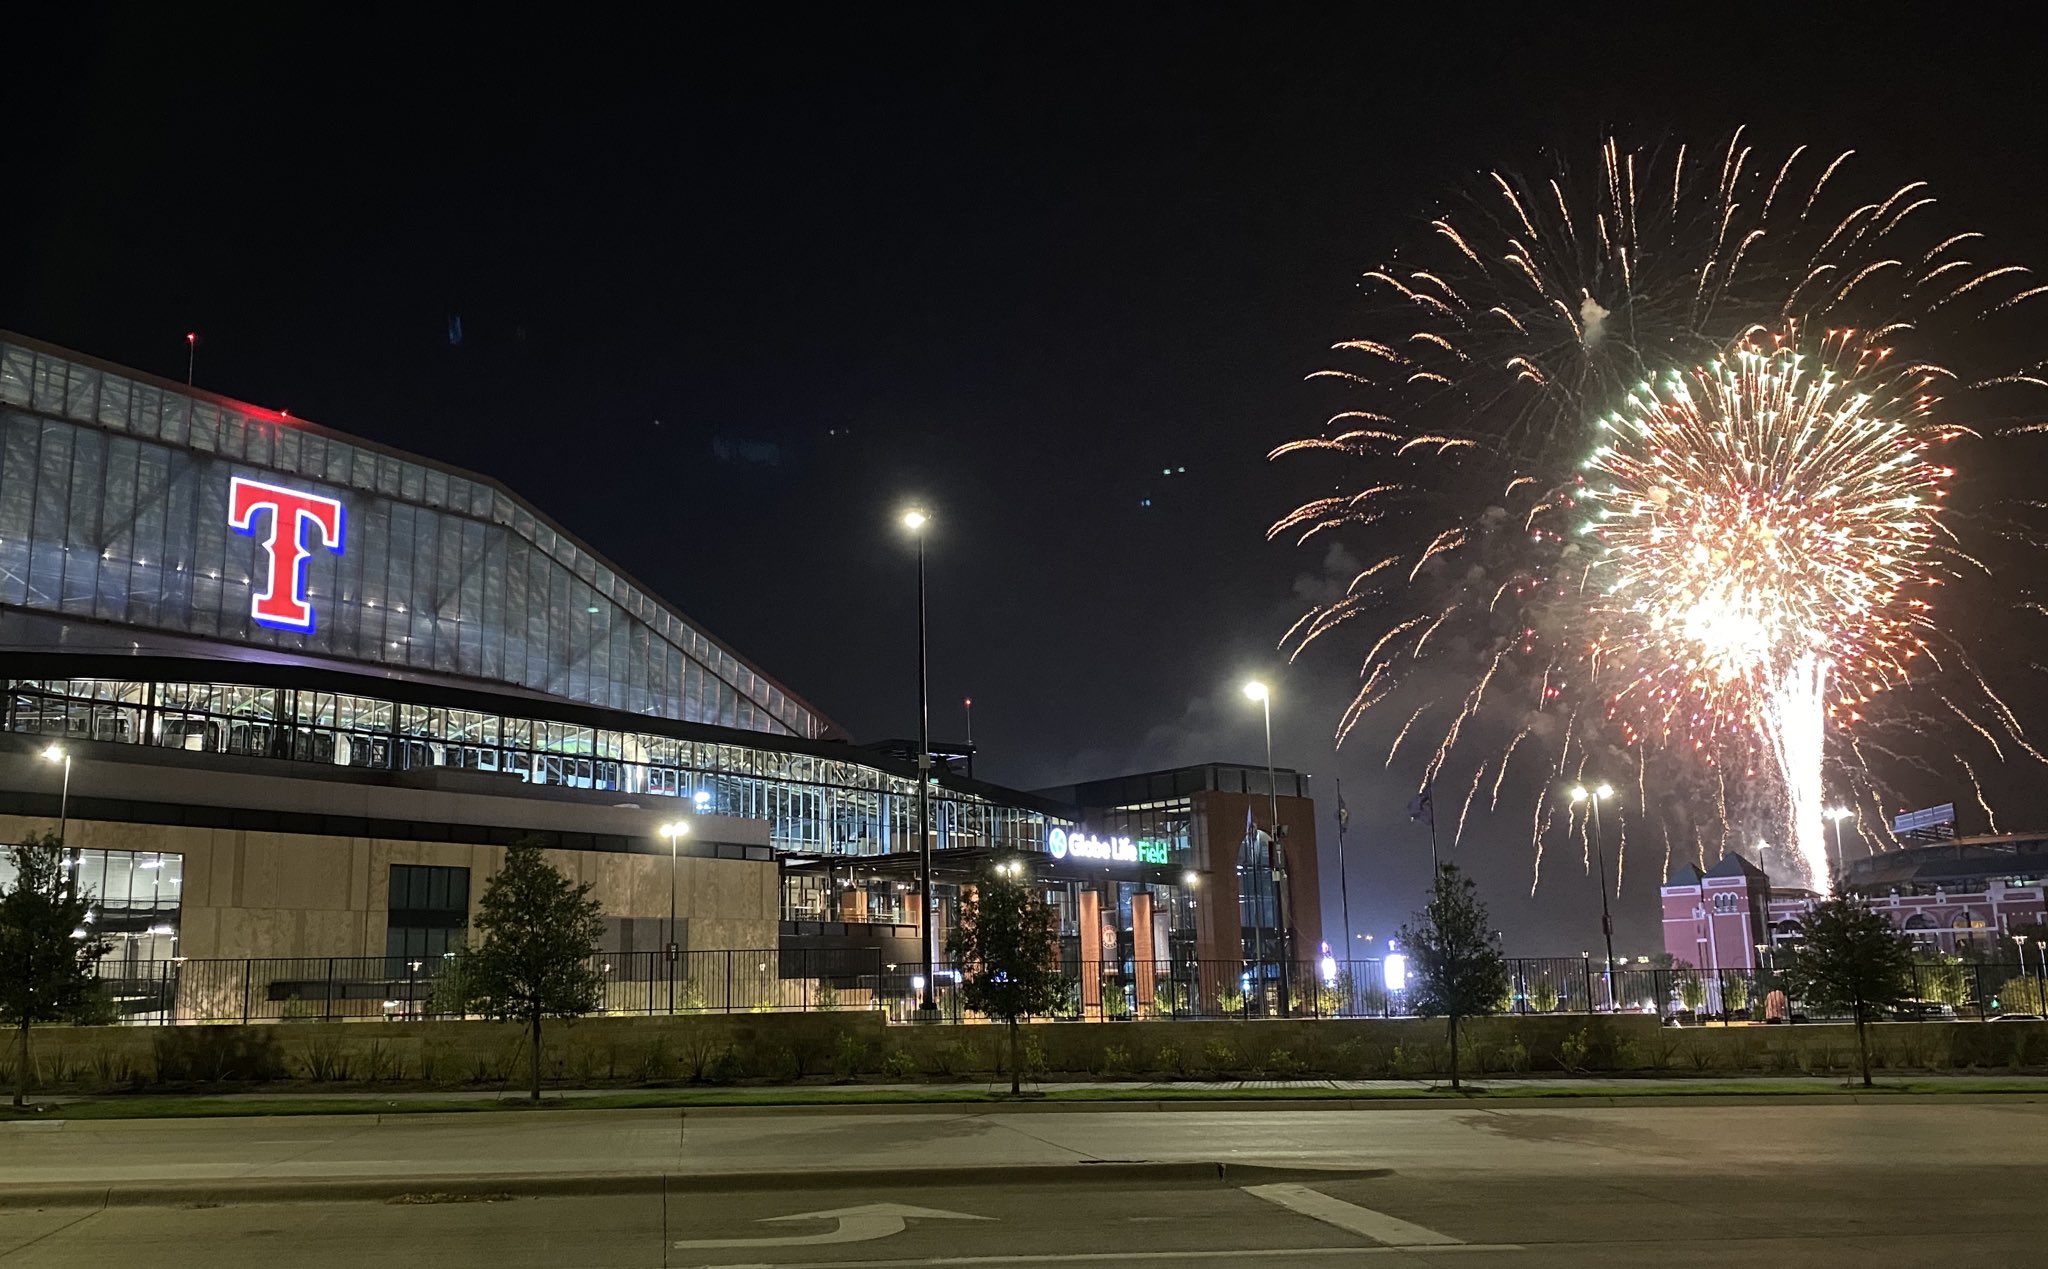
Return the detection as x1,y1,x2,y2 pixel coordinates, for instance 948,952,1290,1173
1660,828,2048,971
0,333,1319,1019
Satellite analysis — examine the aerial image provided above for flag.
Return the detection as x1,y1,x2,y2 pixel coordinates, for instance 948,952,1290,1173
1245,804,1258,840
1407,783,1434,829
1336,792,1350,836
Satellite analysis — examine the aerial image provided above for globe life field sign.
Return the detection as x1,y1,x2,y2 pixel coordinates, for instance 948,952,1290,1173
1048,828,1170,866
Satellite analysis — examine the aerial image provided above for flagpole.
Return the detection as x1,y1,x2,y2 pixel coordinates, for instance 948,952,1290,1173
1335,777,1354,957
1409,782,1439,879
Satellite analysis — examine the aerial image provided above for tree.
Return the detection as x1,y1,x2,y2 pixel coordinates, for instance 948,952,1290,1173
460,840,606,1102
1398,864,1508,1090
1779,890,1914,1088
0,834,112,1108
947,857,1063,1095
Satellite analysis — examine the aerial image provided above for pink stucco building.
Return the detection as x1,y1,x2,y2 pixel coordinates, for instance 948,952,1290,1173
1661,835,2048,969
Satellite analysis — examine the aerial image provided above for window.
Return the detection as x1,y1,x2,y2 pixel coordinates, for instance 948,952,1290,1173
1712,893,1739,914
386,864,470,961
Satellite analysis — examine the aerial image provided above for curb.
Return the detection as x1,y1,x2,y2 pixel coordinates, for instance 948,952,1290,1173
0,1161,1389,1210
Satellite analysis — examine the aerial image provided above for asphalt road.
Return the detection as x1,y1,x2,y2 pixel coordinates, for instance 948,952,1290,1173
4,1102,2045,1266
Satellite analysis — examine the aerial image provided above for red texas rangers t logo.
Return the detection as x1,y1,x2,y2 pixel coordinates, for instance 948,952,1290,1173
228,476,346,631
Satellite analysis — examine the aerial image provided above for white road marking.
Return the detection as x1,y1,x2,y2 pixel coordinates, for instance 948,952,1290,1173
1242,1182,1464,1246
673,1202,989,1250
691,1246,1520,1268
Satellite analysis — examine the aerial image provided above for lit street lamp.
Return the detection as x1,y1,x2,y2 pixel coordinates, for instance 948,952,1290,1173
1570,783,1618,1010
1243,680,1292,1017
904,508,937,1019
1824,807,1853,880
659,820,689,1012
42,744,73,846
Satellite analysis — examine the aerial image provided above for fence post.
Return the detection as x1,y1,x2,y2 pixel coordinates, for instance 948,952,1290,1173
1582,957,1594,1014
725,950,734,1013
325,957,336,1020
241,959,252,1025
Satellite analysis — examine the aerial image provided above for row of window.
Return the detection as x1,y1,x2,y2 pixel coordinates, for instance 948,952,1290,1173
7,678,1064,856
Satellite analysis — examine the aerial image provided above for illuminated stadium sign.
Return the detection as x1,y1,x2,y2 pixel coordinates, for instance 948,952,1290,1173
228,477,346,631
1047,829,1171,866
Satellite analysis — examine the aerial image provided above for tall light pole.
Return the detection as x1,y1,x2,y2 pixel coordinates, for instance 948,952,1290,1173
1824,807,1853,882
659,820,689,1013
42,745,73,846
1243,681,1291,1017
1570,783,1618,1011
904,508,937,1018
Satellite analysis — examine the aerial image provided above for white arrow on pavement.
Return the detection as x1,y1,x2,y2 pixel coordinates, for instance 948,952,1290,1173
674,1202,992,1250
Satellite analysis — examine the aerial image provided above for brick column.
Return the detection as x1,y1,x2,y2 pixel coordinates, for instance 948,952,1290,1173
1131,890,1156,1014
1078,888,1103,1016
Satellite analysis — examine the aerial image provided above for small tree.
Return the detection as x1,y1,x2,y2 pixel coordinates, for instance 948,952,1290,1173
1780,890,1914,1088
947,857,1062,1095
1398,864,1508,1090
0,834,112,1108
461,840,606,1102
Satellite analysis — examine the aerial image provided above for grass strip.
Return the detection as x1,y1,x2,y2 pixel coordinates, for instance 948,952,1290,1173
4,1076,2046,1121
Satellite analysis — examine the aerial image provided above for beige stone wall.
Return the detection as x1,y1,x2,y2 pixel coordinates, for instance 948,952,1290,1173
0,813,778,959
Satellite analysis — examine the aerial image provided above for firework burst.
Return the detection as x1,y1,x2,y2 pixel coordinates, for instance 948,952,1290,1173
1275,131,2048,892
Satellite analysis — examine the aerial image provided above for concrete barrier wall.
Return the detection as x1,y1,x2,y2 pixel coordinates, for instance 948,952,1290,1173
6,1012,2045,1092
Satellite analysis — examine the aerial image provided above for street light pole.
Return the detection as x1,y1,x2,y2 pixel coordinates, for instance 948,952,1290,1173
1824,807,1852,885
1244,681,1291,1017
1572,783,1618,1011
660,820,689,1013
43,744,75,900
904,509,936,1018
42,745,73,845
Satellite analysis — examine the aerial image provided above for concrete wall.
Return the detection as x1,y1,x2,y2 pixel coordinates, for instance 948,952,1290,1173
0,812,779,960
9,1013,2046,1092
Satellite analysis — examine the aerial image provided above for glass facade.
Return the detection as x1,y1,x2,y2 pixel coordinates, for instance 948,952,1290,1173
0,336,826,739
0,846,183,963
5,676,1062,857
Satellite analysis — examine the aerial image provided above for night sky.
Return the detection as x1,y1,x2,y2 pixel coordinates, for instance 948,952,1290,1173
9,8,2048,956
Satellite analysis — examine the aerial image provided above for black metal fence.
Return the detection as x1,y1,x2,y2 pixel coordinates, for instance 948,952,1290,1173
92,949,888,1024
85,953,2048,1026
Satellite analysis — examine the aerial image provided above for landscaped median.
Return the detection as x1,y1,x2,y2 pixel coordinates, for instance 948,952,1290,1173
3,1010,2045,1108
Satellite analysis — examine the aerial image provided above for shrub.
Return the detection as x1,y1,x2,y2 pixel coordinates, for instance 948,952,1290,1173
1529,976,1561,1014
1558,1028,1590,1074
1099,1044,1130,1077
930,1041,968,1077
814,981,840,1012
683,1032,729,1082
1203,1038,1239,1075
833,1034,868,1080
1265,1048,1304,1078
708,1045,747,1084
881,1049,919,1079
1021,1034,1048,1079
1153,1044,1185,1077
299,1038,352,1083
363,1040,399,1083
1216,989,1246,1016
